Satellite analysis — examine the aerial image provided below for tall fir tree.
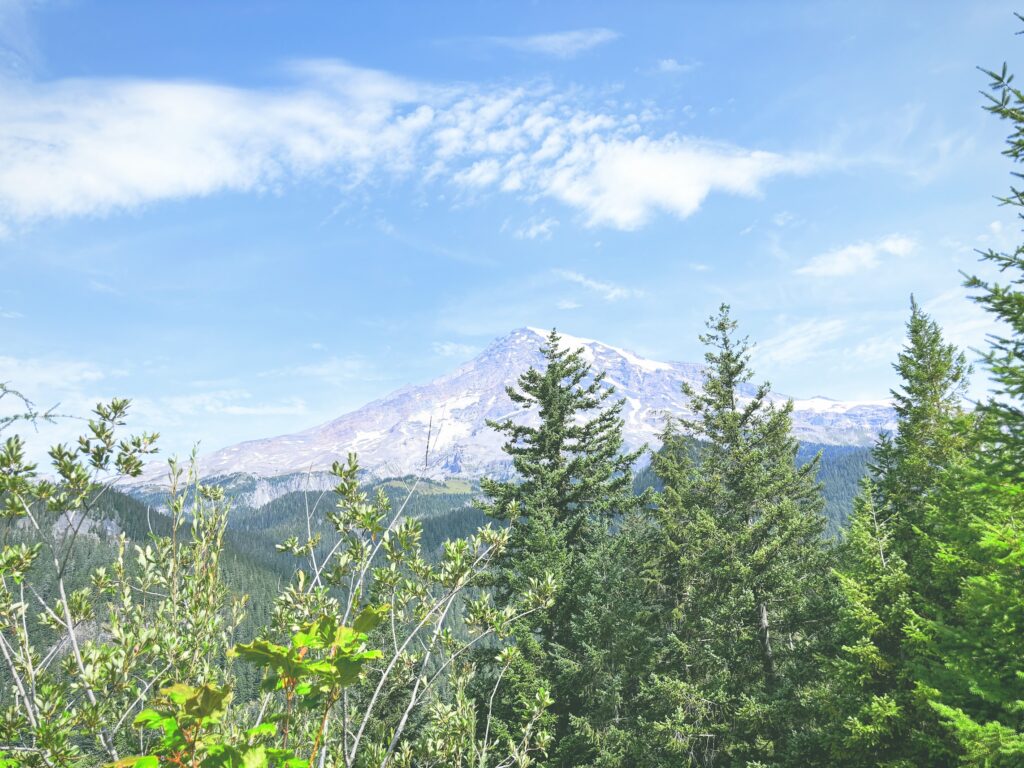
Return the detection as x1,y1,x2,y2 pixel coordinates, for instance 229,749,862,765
871,298,972,597
827,300,971,767
913,48,1024,766
478,328,644,765
637,304,838,767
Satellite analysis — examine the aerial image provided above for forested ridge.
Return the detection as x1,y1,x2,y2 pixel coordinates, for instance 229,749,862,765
2,44,1023,768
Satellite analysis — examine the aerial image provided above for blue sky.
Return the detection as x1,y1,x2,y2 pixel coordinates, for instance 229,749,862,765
1,0,1020,460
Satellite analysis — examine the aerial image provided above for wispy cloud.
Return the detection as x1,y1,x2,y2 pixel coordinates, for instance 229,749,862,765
259,355,374,386
924,288,1001,356
432,341,477,358
163,389,307,417
553,269,643,301
846,333,903,365
88,279,120,295
0,60,823,233
0,0,40,77
795,234,916,278
514,216,558,240
487,28,619,58
754,319,847,367
655,58,700,74
0,354,109,391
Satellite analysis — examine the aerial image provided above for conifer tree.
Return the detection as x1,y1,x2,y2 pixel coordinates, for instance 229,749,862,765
481,329,642,557
639,305,837,767
827,300,970,767
478,328,644,765
871,298,971,594
914,49,1024,765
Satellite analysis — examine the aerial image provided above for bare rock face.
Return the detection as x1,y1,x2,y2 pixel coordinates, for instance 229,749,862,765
132,328,894,501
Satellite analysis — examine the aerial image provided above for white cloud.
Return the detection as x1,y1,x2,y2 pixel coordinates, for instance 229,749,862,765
924,289,1002,356
488,28,619,58
163,389,307,417
0,307,22,318
656,58,700,74
556,298,582,310
0,354,108,391
0,62,433,225
259,356,373,386
453,158,502,187
847,333,902,365
0,353,133,463
541,136,819,229
514,216,559,240
88,279,120,295
0,61,823,232
754,319,847,367
795,234,916,278
553,269,643,301
432,341,477,358
773,210,795,227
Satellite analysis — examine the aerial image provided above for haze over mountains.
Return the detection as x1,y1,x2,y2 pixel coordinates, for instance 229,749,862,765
134,328,894,500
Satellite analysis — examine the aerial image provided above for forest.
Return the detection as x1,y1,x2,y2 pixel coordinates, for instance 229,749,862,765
1,38,1023,768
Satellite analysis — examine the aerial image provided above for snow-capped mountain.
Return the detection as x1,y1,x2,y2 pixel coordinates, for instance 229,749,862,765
135,327,895,492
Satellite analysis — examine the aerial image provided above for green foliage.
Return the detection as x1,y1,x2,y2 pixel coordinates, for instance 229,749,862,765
477,328,646,767
825,300,971,767
634,304,839,767
0,406,553,767
110,682,298,768
636,441,872,535
901,46,1024,766
113,616,383,768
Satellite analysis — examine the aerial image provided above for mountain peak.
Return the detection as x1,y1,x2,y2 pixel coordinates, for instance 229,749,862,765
135,327,896,487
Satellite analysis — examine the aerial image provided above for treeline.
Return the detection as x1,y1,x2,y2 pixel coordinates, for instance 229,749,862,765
2,42,1024,768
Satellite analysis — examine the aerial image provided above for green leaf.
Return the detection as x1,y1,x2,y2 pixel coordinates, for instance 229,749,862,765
161,682,199,705
241,746,269,768
132,709,163,728
107,757,159,768
245,722,278,739
183,683,231,721
352,605,386,634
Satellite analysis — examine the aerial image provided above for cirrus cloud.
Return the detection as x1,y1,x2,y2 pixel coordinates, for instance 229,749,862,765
0,60,825,234
754,319,847,366
486,28,620,59
795,234,916,277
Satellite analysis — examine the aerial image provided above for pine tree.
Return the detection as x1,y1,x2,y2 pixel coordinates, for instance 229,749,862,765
913,49,1024,765
478,328,644,765
638,305,837,767
827,300,970,767
823,303,966,768
871,298,971,596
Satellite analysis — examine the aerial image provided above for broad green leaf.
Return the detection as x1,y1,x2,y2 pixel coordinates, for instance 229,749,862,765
245,722,278,739
352,605,386,634
106,757,159,768
161,682,198,705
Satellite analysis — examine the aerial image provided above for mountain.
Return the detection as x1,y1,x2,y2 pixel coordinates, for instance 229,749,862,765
133,327,894,500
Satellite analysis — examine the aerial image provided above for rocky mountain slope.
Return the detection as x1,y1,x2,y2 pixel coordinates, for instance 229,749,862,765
133,328,893,499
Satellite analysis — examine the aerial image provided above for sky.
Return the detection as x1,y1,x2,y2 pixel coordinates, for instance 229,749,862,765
1,0,1021,462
